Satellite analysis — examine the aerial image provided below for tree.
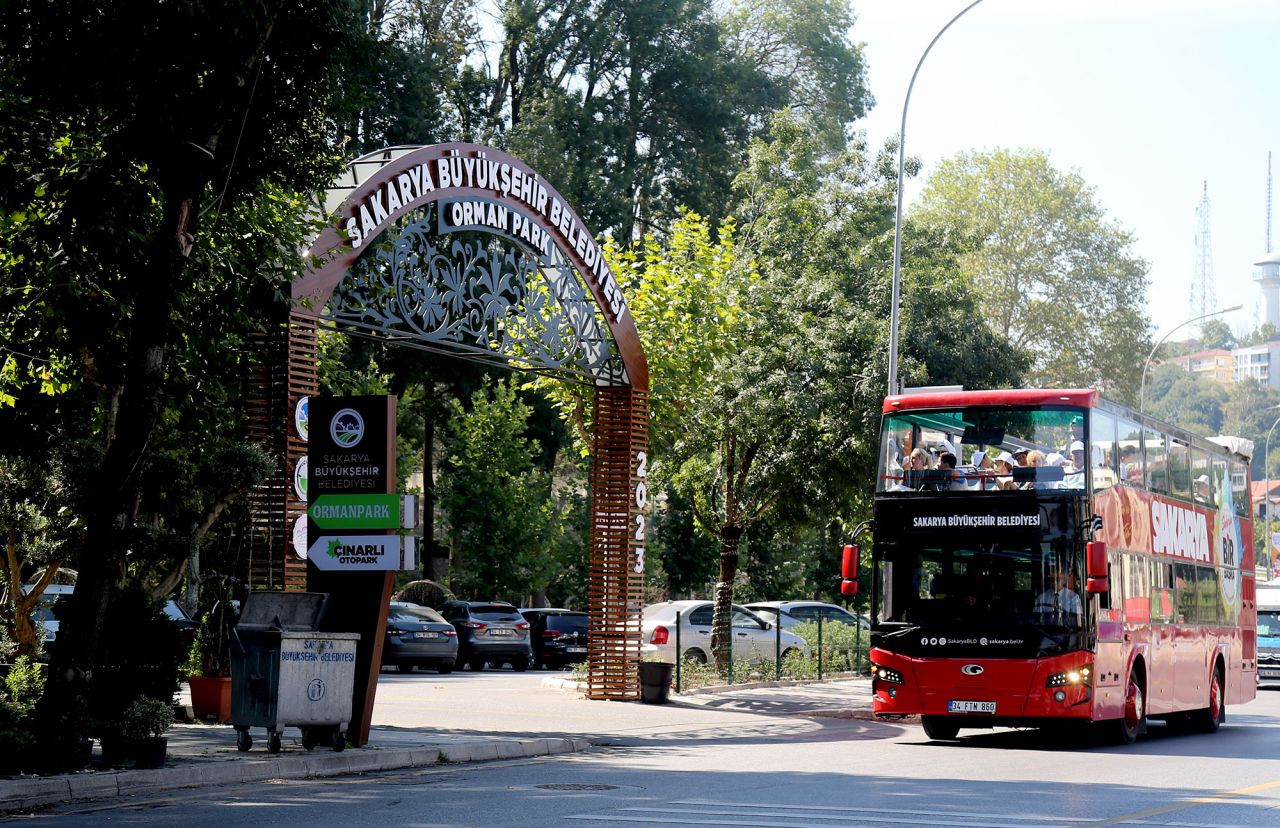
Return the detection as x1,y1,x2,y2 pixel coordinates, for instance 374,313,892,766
438,380,563,602
1,0,373,762
611,115,1027,670
1145,364,1227,436
1198,319,1236,351
915,148,1151,400
1221,378,1280,480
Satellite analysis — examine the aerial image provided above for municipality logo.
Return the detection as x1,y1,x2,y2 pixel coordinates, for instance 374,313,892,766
330,408,365,448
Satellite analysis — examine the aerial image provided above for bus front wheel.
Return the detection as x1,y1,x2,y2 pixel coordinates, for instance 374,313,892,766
1113,672,1145,744
921,716,960,741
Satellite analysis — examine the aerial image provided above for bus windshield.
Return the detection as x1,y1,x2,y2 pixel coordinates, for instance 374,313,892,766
879,406,1088,493
879,540,1085,631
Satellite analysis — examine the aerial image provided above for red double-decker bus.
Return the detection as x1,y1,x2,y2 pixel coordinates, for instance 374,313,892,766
868,388,1257,743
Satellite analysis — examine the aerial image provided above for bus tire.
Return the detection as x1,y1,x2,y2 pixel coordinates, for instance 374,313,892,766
1113,669,1145,744
1193,663,1225,734
921,716,960,741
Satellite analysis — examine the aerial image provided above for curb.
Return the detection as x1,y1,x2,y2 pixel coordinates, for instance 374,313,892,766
540,674,870,696
0,737,591,813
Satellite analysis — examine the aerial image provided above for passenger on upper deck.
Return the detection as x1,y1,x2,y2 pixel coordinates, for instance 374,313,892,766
992,452,1018,490
1194,474,1212,505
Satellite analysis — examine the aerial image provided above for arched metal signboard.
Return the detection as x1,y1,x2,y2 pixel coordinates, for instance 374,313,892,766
250,144,647,737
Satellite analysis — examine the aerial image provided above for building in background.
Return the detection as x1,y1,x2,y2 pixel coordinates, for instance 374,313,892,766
1169,349,1235,386
1233,342,1280,387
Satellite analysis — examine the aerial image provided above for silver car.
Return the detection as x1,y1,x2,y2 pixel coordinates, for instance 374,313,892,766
641,600,809,665
743,601,870,631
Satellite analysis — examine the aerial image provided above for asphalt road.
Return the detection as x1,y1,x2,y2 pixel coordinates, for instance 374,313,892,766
26,676,1280,827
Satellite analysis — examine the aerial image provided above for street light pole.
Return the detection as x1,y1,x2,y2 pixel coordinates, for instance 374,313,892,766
1138,304,1243,414
887,0,986,396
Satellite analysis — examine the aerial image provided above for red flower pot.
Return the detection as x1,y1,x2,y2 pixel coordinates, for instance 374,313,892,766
189,675,232,723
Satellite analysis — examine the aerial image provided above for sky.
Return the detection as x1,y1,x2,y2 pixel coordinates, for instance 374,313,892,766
850,0,1280,342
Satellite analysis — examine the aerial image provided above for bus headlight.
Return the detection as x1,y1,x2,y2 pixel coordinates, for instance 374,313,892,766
1046,667,1090,687
870,663,903,684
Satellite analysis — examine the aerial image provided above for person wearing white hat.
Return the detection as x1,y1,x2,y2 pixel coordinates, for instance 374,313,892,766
1194,474,1211,505
993,451,1018,491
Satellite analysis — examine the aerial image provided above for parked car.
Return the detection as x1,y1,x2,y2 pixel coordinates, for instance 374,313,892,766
439,601,533,671
743,601,869,631
25,583,196,648
641,600,809,665
382,601,458,673
520,608,588,670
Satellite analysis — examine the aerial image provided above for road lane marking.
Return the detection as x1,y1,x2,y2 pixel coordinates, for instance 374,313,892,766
1081,777,1280,827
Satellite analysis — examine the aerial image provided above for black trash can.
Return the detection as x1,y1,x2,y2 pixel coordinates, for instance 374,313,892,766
639,661,674,704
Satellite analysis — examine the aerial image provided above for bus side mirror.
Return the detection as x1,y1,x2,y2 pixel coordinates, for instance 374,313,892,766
1086,540,1108,593
841,579,859,596
842,544,859,579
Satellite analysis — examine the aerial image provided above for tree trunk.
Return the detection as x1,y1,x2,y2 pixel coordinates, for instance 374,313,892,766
709,525,743,673
37,176,202,766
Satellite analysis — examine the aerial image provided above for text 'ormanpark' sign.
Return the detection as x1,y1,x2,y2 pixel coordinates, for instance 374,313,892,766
309,494,400,530
339,149,628,322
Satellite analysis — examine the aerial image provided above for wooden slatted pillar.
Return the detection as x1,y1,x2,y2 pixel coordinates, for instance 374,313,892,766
243,311,318,592
587,385,648,700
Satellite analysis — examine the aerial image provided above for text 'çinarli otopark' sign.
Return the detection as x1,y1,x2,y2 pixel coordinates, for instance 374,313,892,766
308,494,400,530
307,535,401,571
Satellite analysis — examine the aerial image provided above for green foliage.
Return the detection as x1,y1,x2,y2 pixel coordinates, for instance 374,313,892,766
183,599,240,679
1198,319,1236,351
2,656,45,718
120,696,173,742
438,379,563,601
916,147,1151,399
787,620,867,673
1147,364,1227,436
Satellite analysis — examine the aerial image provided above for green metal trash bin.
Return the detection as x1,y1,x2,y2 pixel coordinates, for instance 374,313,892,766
231,591,360,754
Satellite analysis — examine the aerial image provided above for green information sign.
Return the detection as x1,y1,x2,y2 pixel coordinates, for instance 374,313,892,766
308,493,400,530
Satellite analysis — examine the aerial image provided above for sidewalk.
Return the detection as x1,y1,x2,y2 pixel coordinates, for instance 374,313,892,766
0,674,877,813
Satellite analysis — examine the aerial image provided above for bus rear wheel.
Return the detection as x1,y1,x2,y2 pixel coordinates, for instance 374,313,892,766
921,716,960,741
1192,666,1224,733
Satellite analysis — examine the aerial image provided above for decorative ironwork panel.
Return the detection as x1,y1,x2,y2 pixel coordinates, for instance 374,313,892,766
322,205,628,387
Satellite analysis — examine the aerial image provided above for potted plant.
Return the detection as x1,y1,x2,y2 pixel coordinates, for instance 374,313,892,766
122,696,173,769
185,597,238,723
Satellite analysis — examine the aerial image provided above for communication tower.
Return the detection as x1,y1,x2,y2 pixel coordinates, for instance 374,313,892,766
1256,154,1280,329
1191,181,1215,320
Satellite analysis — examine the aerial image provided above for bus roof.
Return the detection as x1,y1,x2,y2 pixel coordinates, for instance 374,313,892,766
882,389,1098,414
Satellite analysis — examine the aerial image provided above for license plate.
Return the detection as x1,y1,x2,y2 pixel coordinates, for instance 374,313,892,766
412,631,440,640
565,647,587,653
489,629,514,636
948,700,996,714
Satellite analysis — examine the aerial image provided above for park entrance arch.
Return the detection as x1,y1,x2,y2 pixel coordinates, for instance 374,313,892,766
249,144,647,709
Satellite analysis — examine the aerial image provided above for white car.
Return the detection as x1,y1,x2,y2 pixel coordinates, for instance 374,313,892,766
743,600,869,631
641,600,810,665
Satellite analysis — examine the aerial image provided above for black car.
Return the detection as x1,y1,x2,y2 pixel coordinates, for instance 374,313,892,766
382,602,459,674
439,601,533,672
521,609,589,670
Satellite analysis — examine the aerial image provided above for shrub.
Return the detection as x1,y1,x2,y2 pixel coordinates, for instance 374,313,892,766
3,656,45,717
121,697,173,742
788,620,868,674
